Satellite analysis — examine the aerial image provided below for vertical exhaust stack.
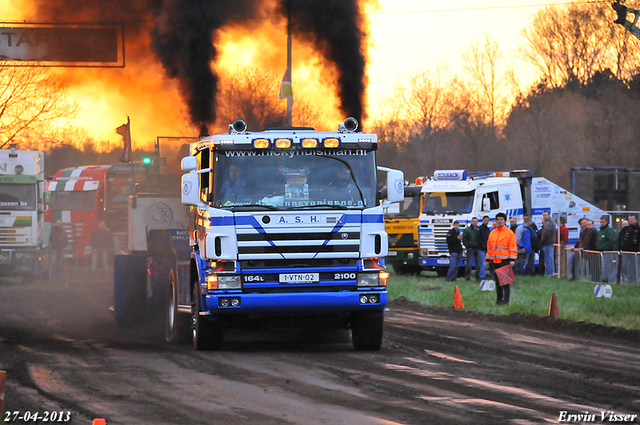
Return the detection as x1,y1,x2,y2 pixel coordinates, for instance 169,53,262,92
199,123,209,138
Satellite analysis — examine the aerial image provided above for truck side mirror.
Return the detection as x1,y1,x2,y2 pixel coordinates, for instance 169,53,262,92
181,173,199,206
377,166,404,208
43,191,51,206
482,196,490,212
181,156,197,172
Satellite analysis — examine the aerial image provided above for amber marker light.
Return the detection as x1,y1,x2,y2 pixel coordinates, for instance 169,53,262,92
301,138,319,148
207,275,218,291
322,137,341,148
275,138,292,149
252,138,270,149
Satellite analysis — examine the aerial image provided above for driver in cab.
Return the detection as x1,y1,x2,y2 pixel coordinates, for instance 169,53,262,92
221,164,247,203
324,167,357,203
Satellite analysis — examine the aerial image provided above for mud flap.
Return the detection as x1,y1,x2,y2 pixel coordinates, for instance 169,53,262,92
113,254,147,328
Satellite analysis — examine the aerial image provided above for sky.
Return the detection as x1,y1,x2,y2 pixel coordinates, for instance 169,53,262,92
0,0,609,146
365,0,551,114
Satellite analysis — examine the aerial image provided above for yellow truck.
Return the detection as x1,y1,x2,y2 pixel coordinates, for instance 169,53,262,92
384,185,422,275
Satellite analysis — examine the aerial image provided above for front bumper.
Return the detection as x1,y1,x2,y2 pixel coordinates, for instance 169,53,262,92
202,290,387,315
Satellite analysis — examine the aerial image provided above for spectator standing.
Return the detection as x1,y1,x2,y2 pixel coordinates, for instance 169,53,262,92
597,215,617,283
90,220,113,278
559,216,569,247
48,220,68,280
619,214,640,252
539,216,557,276
597,215,617,252
515,216,538,276
462,217,480,281
570,218,588,280
486,212,517,305
476,216,491,280
445,221,463,282
509,217,518,232
619,214,639,282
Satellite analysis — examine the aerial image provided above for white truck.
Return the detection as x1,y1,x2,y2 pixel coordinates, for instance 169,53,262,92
112,119,404,351
417,169,606,273
172,118,403,350
0,145,48,278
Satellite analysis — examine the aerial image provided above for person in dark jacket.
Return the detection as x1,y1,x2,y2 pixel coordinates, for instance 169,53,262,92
446,221,463,282
619,214,640,282
476,216,491,280
90,220,113,278
49,220,68,279
619,214,639,252
539,216,557,276
462,217,480,281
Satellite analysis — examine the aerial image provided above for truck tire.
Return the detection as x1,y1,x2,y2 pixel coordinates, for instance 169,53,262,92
351,312,384,351
191,285,223,350
392,265,408,275
166,270,190,344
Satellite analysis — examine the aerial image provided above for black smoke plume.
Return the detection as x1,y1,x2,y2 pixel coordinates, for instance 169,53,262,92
279,0,367,123
28,0,368,129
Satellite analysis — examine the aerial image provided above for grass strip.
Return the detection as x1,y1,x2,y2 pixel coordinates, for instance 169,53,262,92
388,272,640,330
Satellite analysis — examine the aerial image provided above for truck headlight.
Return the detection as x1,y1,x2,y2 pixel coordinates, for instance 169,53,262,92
0,251,10,263
358,272,388,287
217,275,242,289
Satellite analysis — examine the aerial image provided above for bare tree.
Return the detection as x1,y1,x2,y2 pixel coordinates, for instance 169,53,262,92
215,67,323,132
375,64,461,177
518,3,631,88
460,34,511,129
0,65,78,148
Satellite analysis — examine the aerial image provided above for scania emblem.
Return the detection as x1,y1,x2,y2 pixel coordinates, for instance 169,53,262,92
341,233,348,239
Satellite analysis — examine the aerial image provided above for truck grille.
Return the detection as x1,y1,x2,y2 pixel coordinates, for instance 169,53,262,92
0,227,28,246
236,228,361,260
419,223,467,255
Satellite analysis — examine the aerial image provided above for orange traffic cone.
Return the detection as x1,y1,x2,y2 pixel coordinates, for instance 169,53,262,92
454,285,464,309
92,419,106,425
0,370,5,416
549,292,559,318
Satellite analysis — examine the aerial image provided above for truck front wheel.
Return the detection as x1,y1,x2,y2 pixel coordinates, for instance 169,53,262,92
351,312,384,351
166,270,190,344
191,286,223,350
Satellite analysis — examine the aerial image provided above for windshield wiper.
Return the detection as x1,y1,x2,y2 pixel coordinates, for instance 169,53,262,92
322,155,365,205
295,204,349,210
228,205,280,211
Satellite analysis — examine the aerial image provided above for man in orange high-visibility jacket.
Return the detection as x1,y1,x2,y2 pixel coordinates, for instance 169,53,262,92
486,212,517,305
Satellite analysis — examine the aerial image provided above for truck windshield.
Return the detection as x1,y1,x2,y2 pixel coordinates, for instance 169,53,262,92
51,190,96,211
0,184,36,211
423,190,475,215
211,149,377,210
385,193,421,219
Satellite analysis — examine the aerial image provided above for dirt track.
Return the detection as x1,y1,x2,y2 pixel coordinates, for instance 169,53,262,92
1,275,640,425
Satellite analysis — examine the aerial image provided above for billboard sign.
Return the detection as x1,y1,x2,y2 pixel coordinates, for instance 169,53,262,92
0,23,124,67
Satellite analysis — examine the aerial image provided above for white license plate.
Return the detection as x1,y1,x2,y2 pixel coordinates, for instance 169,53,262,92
388,251,398,256
437,258,449,265
279,273,320,284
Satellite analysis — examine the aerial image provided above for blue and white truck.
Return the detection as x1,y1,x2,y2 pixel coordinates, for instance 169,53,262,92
114,119,404,350
417,170,606,274
173,118,403,350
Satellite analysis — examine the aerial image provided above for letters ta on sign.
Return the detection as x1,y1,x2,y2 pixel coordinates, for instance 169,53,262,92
0,23,124,67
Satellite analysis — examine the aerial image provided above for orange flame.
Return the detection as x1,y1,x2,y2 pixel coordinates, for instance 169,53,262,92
7,0,372,150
